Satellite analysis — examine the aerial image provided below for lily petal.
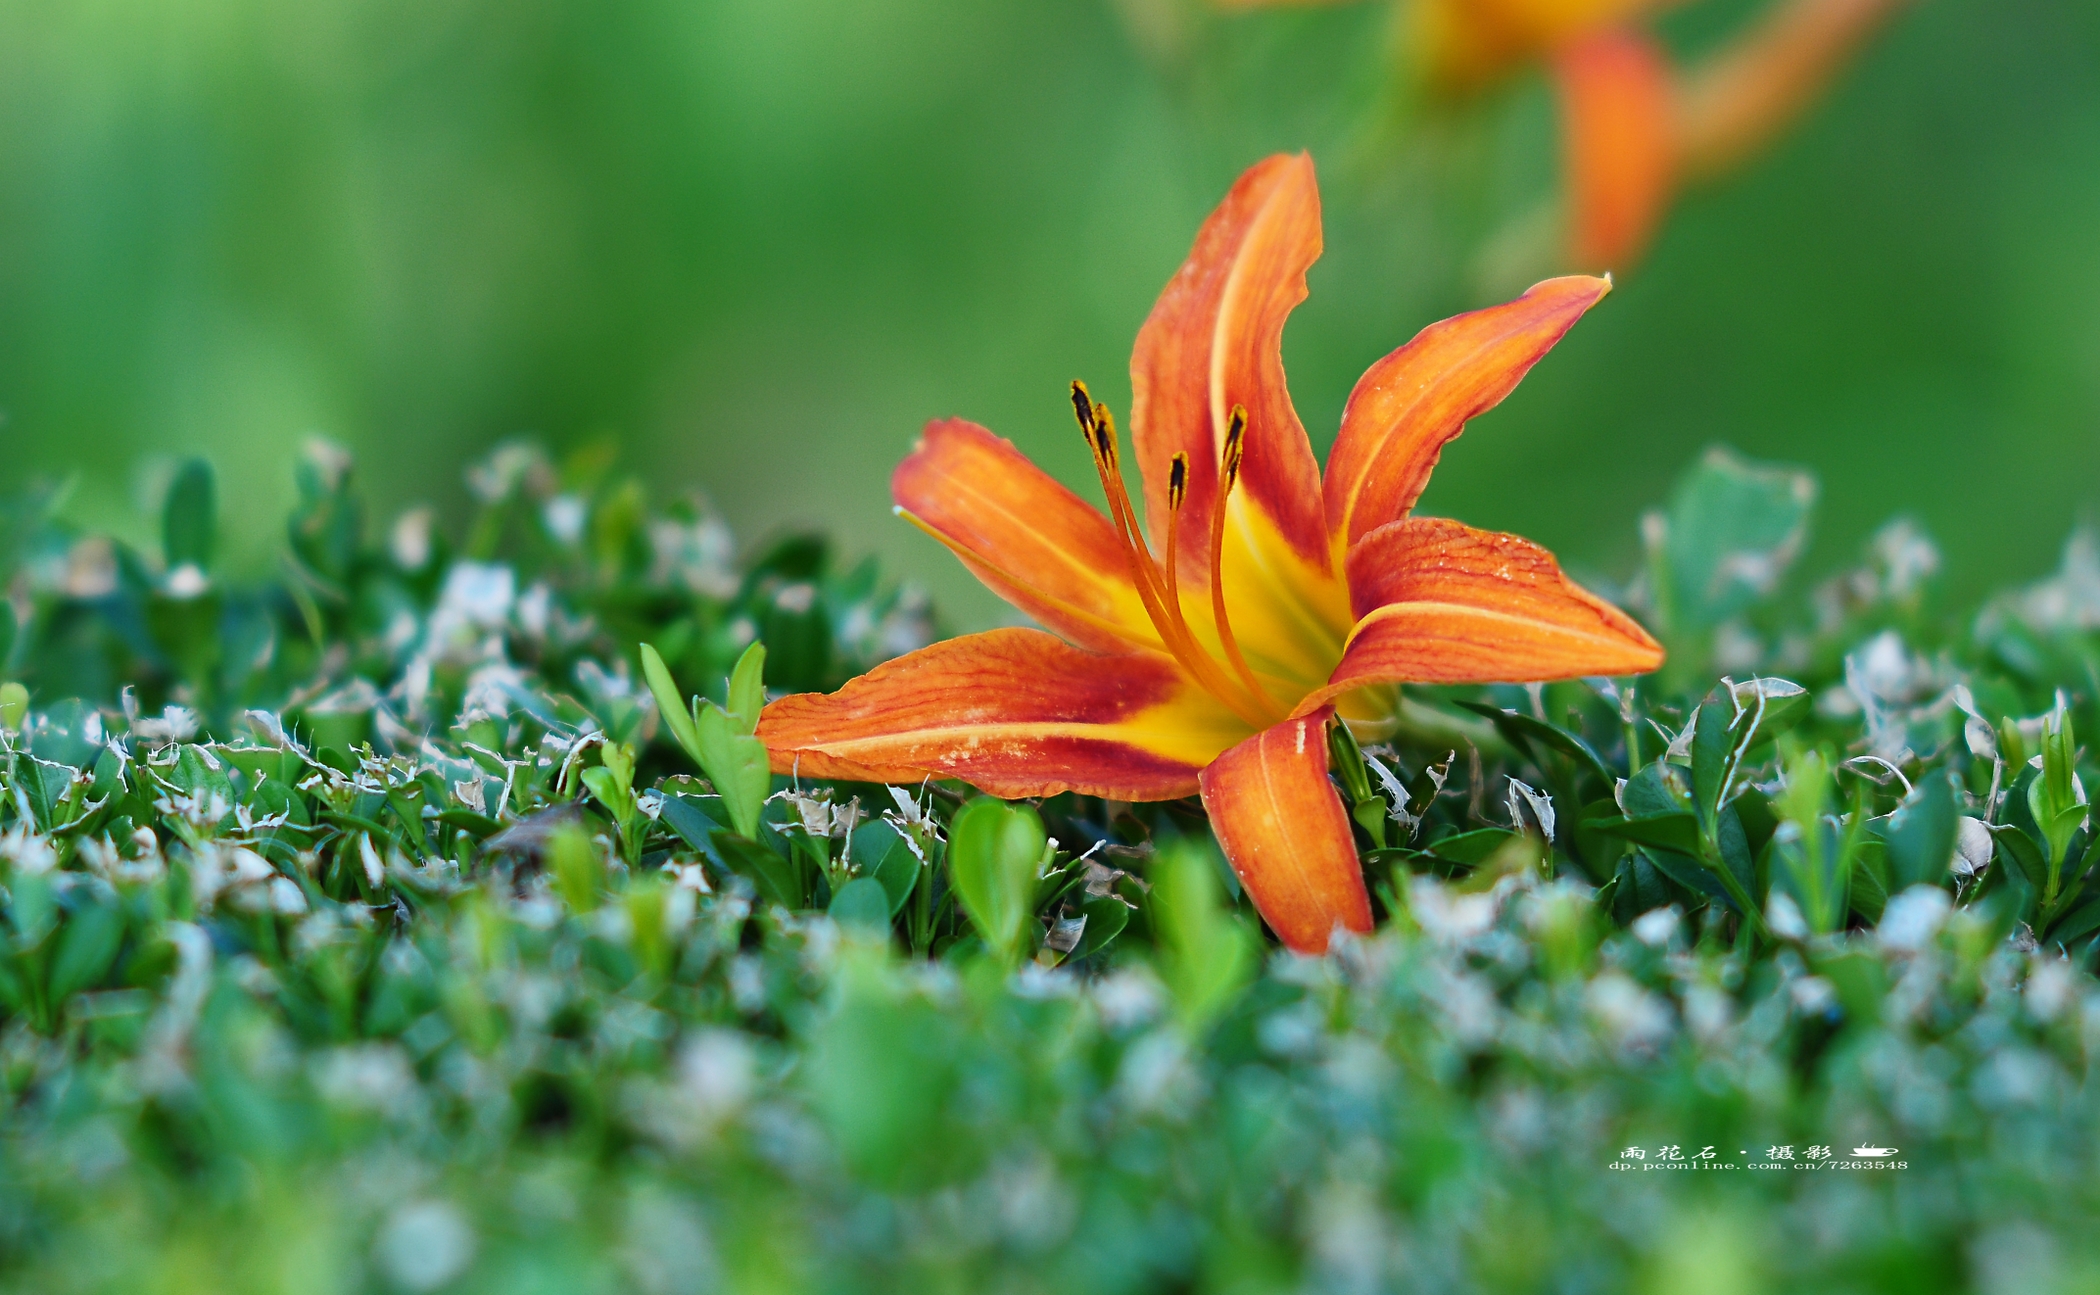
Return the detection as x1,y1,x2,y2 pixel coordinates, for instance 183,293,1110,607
1413,0,1670,91
1301,518,1661,710
1323,276,1611,557
1129,152,1330,584
1557,30,1677,268
1198,706,1372,955
1674,0,1910,185
757,628,1252,800
893,419,1159,654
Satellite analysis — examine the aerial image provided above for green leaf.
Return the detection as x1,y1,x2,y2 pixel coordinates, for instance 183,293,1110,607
852,822,920,917
1584,812,1704,858
1716,805,1756,899
162,457,217,571
1151,840,1255,1035
1848,839,1890,923
580,766,627,820
1453,701,1613,788
1733,785,1780,858
625,875,673,978
1774,818,1848,935
694,702,771,840
804,951,964,1191
659,796,726,869
946,799,1046,968
2046,894,2100,947
1767,742,1854,933
549,823,602,914
2025,699,2087,895
1426,827,1519,867
435,808,503,839
47,899,125,1001
1568,796,1629,882
1642,849,1734,908
1612,851,1677,922
1810,948,1887,1028
758,584,832,693
1879,771,1957,890
1075,894,1131,960
828,877,893,935
7,871,57,944
0,681,24,733
1619,761,1692,817
712,830,804,911
639,643,706,770
1994,824,2048,890
1690,690,1734,833
0,960,24,1014
19,759,65,832
726,641,768,735
1646,446,1816,636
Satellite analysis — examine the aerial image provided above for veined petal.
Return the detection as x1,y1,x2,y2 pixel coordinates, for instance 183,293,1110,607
1322,277,1610,557
1557,30,1677,268
1198,707,1372,955
894,419,1159,654
1129,153,1329,585
1299,518,1660,712
756,628,1252,800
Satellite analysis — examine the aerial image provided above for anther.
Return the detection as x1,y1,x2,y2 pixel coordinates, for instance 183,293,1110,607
1093,402,1120,469
1163,450,1191,633
1222,405,1247,488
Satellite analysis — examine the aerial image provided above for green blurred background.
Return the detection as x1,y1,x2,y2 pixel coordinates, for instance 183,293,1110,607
3,0,2096,626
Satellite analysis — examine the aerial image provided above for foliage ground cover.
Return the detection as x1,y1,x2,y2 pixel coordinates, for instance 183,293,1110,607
2,441,2098,1293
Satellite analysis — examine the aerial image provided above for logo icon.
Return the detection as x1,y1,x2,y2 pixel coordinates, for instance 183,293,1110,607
1851,1146,1898,1158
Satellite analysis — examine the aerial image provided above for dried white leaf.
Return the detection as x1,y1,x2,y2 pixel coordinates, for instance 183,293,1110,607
1505,778,1555,840
1953,816,1994,876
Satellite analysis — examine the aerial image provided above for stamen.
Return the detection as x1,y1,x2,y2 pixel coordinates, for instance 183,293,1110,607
1208,405,1280,712
1071,381,1112,467
1070,382,1268,727
1163,451,1189,626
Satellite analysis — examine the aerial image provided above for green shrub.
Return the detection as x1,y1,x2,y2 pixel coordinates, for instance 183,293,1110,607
1,441,2098,1293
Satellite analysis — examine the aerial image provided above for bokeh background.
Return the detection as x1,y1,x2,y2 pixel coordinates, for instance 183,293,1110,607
3,0,2095,627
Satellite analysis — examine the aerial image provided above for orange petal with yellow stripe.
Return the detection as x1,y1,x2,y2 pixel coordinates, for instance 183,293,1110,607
1322,276,1611,556
1300,519,1660,711
756,628,1252,800
1198,706,1371,955
1129,153,1330,586
1556,30,1678,268
893,419,1159,655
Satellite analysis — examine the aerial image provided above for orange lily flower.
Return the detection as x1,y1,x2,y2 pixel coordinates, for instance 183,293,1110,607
1219,0,1909,268
758,154,1661,954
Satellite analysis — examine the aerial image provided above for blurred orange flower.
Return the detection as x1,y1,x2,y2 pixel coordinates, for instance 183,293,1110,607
1221,0,1911,268
758,155,1661,954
